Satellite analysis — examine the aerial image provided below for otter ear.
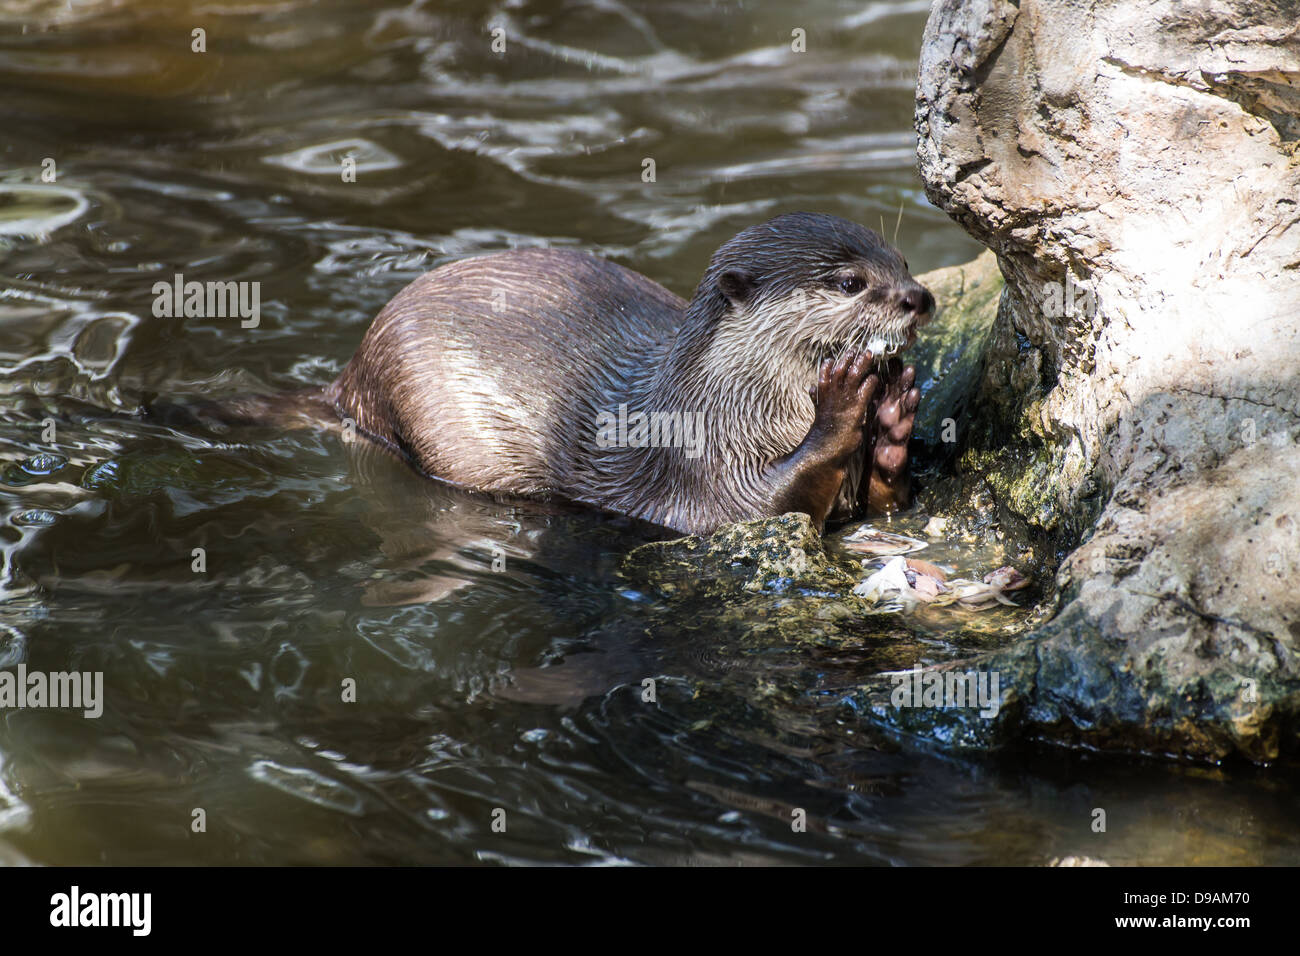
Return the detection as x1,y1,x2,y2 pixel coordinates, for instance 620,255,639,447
717,269,753,305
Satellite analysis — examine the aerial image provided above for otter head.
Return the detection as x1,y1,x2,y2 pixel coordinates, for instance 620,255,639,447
689,211,934,373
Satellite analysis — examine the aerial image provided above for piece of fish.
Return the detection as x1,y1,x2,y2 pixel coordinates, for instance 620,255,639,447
854,557,1030,613
840,525,929,557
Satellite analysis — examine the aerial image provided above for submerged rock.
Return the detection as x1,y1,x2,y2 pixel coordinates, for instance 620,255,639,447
619,512,1027,712
623,512,861,599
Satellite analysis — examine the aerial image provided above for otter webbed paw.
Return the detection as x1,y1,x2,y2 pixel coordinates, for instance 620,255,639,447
866,358,920,513
807,352,881,465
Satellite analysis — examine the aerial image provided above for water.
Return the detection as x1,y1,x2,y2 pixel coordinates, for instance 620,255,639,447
0,0,1296,866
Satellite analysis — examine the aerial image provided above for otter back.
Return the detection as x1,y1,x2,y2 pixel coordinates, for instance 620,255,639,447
326,247,685,498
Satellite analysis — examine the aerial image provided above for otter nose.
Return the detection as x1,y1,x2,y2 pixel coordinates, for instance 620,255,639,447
898,286,935,323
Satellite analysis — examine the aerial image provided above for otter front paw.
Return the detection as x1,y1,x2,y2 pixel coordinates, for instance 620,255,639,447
808,352,880,464
868,358,920,511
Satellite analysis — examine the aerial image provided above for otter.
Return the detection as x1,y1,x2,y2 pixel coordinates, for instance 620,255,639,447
325,212,933,535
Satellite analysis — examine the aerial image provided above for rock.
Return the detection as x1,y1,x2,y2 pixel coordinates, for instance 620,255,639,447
990,441,1300,762
908,0,1300,761
882,251,1022,561
622,512,861,598
907,249,1004,449
619,513,936,672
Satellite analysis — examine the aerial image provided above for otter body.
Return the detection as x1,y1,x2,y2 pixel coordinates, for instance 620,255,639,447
327,213,932,534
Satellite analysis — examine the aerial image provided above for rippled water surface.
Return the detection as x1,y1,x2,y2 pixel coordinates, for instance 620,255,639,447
1,0,1298,866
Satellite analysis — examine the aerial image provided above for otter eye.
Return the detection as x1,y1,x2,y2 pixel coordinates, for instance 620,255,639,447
839,276,866,296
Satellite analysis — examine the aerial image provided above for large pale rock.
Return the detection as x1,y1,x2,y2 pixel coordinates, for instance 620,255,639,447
914,0,1300,759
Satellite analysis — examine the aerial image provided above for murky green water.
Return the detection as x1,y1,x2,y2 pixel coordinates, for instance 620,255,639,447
0,0,1297,866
